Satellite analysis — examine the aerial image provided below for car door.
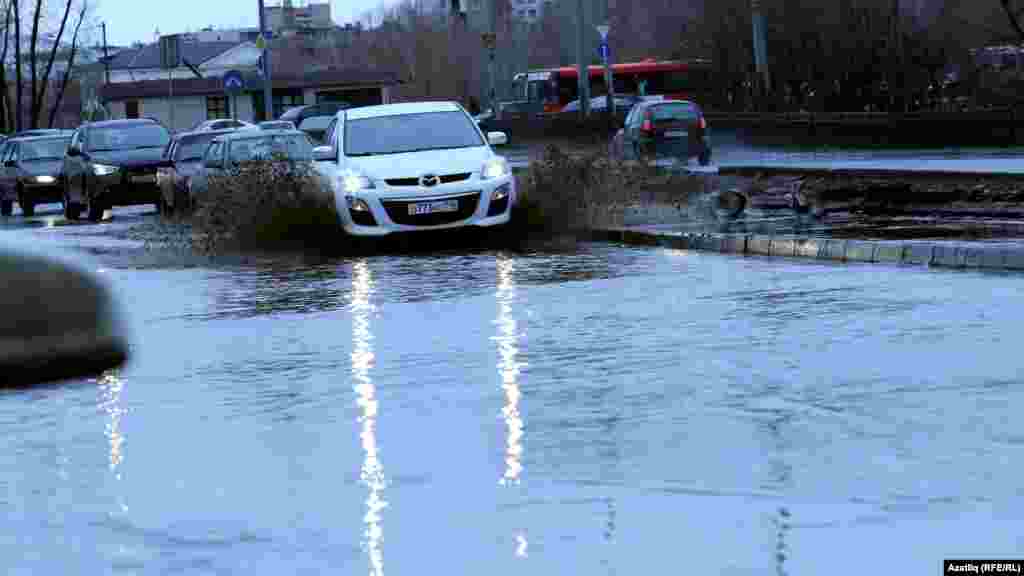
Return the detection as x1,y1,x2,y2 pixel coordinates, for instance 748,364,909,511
0,143,19,199
192,140,223,200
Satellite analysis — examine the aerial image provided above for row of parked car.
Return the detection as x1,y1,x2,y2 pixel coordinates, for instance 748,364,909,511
0,100,520,237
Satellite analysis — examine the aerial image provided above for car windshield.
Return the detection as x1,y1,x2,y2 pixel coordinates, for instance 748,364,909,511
174,134,219,162
297,116,332,132
88,124,171,151
227,134,313,164
20,137,70,161
344,111,484,156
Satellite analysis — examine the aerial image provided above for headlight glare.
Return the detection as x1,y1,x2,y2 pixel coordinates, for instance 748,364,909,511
92,164,119,176
340,169,374,193
481,157,508,180
33,175,56,184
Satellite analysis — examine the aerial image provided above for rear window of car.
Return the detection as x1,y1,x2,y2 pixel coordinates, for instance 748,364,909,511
174,134,219,162
227,134,313,164
650,103,700,122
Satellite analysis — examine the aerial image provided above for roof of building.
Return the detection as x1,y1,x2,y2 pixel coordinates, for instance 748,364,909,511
344,101,462,120
101,68,403,101
106,40,243,70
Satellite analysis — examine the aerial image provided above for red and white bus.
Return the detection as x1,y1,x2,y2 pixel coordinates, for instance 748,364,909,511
542,59,714,113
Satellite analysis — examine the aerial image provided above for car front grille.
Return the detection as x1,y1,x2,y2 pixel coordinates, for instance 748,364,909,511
384,173,472,187
381,192,480,226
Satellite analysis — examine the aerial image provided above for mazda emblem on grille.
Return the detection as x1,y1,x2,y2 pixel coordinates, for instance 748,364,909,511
419,174,439,187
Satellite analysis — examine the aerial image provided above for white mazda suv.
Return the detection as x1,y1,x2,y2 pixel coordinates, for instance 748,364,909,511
312,101,515,236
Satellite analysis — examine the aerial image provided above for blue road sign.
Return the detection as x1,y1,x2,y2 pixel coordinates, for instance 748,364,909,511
223,69,244,94
263,30,273,41
598,42,610,62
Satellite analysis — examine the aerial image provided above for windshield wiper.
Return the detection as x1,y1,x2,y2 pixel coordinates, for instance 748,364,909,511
347,145,477,157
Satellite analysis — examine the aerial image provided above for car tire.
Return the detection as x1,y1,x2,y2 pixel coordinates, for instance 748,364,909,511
63,179,82,220
0,199,12,216
698,149,712,166
17,186,34,217
85,185,105,222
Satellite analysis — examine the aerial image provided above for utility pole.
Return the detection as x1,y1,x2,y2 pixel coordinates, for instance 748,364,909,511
486,0,497,110
597,24,613,125
101,22,110,86
258,0,273,120
750,0,768,108
575,0,590,119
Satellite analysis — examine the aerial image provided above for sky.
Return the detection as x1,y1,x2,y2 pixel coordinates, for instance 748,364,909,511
97,0,388,47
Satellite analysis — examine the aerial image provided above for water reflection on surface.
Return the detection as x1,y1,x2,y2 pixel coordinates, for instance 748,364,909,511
98,370,128,513
351,260,386,576
494,255,525,487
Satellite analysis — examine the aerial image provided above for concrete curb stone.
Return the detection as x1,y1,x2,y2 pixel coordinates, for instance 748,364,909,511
595,228,1024,273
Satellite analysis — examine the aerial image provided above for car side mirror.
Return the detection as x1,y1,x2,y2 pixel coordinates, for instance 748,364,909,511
487,131,508,147
312,145,335,162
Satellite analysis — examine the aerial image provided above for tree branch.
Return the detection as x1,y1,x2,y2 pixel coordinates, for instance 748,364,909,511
48,2,84,128
1000,0,1024,41
36,0,74,128
28,0,42,128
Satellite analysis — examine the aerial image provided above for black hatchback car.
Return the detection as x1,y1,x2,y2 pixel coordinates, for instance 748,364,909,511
0,134,71,216
62,119,172,221
612,97,712,166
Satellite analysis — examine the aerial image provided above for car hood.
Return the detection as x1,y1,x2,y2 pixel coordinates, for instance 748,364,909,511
19,160,62,176
87,148,166,168
345,146,494,180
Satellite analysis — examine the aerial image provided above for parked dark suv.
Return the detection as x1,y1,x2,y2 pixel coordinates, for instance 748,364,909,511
62,119,172,221
0,134,71,216
612,97,712,167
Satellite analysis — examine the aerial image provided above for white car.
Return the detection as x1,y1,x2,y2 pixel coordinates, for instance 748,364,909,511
312,101,514,237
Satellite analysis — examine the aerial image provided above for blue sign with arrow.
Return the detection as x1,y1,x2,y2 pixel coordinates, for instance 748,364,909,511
223,69,244,94
598,42,610,62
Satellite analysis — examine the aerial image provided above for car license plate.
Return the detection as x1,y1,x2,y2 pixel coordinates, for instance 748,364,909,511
409,200,459,215
664,130,688,138
131,174,156,184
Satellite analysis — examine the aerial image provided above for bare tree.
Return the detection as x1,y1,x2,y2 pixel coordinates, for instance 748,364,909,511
12,0,20,130
48,0,86,127
0,1,11,131
31,0,75,128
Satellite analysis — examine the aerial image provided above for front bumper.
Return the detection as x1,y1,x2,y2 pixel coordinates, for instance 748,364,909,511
19,178,64,203
93,169,161,206
336,175,516,237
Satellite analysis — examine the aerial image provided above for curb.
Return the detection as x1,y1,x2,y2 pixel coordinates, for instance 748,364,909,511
591,228,1024,272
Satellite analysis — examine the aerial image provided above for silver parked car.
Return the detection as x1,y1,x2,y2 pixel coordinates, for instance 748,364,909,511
188,130,315,205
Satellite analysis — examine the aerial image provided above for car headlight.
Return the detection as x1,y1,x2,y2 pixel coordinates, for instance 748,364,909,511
33,175,56,184
491,183,511,201
92,164,119,176
339,169,374,194
345,196,371,212
481,157,509,180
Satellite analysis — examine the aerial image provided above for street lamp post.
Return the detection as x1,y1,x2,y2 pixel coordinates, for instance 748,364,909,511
257,0,273,121
597,24,613,125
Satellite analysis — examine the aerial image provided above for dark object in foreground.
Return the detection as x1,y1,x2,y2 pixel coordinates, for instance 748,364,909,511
0,250,128,387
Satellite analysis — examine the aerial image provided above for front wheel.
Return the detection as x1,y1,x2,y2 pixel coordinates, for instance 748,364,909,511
63,180,82,220
85,188,105,222
17,187,35,217
698,148,712,166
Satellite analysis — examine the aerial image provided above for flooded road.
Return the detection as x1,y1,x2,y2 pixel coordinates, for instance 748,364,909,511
2,207,1023,574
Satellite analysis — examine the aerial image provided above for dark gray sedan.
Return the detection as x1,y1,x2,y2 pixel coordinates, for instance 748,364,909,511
0,135,71,216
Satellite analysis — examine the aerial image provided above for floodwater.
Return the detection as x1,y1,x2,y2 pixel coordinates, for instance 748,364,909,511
2,206,1023,574
505,132,1024,173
